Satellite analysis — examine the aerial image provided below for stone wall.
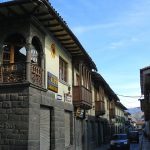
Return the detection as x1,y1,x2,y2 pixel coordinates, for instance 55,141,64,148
0,83,29,150
0,83,74,150
28,85,74,150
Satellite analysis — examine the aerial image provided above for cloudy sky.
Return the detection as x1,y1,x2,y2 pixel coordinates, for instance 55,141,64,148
50,0,150,108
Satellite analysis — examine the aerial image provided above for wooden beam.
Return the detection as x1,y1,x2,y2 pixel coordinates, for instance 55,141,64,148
6,6,19,15
45,23,60,28
50,28,64,32
61,41,75,45
0,11,5,17
64,45,78,49
39,17,55,22
18,4,29,14
34,12,49,17
58,38,72,42
55,33,69,38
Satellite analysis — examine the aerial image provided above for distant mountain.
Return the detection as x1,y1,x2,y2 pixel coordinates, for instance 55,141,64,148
127,107,141,114
126,107,144,121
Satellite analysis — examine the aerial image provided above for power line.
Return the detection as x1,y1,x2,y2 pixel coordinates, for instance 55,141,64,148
117,94,143,99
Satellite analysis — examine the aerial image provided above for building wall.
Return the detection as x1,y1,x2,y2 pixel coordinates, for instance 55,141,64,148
0,84,29,150
45,33,72,103
0,18,74,150
115,106,125,134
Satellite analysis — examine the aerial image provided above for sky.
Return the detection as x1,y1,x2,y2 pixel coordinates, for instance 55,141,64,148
50,0,150,108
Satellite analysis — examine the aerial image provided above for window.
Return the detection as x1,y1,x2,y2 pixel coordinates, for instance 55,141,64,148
31,48,38,64
59,57,68,82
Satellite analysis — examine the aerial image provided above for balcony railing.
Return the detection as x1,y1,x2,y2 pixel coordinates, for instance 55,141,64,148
140,99,145,111
0,63,42,86
0,63,26,83
73,85,92,109
95,101,105,116
141,101,150,121
31,63,42,86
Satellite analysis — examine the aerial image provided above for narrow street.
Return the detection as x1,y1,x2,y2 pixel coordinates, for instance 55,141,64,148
95,134,142,150
129,134,142,150
130,143,139,150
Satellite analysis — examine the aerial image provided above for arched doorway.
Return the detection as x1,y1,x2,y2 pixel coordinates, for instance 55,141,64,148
30,36,43,85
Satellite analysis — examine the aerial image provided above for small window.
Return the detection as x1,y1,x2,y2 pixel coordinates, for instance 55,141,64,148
59,57,68,82
31,48,38,64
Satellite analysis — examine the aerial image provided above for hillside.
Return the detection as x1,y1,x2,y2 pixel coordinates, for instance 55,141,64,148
127,107,144,121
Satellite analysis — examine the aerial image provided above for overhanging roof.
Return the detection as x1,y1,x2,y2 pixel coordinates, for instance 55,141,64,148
0,0,97,70
116,102,127,110
140,66,150,94
91,71,119,101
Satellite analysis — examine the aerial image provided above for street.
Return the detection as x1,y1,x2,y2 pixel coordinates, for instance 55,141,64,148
129,134,142,150
130,143,139,150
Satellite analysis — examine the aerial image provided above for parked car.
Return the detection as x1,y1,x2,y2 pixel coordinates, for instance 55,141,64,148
110,134,130,150
128,131,139,143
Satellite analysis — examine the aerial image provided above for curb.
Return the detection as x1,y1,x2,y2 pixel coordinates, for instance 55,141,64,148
140,135,143,150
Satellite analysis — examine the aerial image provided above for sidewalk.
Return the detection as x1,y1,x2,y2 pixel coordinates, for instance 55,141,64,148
140,135,150,150
94,144,110,150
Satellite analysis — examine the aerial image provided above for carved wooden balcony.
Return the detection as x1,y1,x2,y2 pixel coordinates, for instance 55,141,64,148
95,101,105,116
73,85,92,109
31,63,42,86
109,108,115,119
0,63,42,86
140,99,145,112
141,101,150,121
0,63,26,83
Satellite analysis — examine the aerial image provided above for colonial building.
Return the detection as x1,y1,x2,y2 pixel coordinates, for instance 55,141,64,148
89,72,120,149
0,0,97,150
114,102,127,134
140,66,150,139
0,1,128,150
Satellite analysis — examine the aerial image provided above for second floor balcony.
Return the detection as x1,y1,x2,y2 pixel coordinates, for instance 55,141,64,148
0,63,43,86
109,108,115,119
0,33,44,87
95,100,105,116
140,100,150,121
73,85,92,110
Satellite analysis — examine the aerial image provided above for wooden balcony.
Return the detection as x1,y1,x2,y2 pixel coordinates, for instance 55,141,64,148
95,101,105,116
73,85,92,109
0,63,42,86
142,101,150,121
140,99,145,111
31,63,42,86
0,63,26,83
109,108,115,119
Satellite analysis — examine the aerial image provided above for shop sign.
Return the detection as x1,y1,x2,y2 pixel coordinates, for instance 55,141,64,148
57,94,62,101
64,93,72,103
47,72,58,93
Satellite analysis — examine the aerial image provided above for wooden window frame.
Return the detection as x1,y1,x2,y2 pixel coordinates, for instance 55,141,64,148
59,57,68,83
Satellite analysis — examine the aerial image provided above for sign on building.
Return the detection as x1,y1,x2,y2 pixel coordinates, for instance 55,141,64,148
64,93,72,103
47,72,58,93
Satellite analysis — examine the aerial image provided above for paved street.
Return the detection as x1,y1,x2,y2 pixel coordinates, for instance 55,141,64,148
95,143,139,150
130,143,139,150
140,135,150,150
94,135,142,150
